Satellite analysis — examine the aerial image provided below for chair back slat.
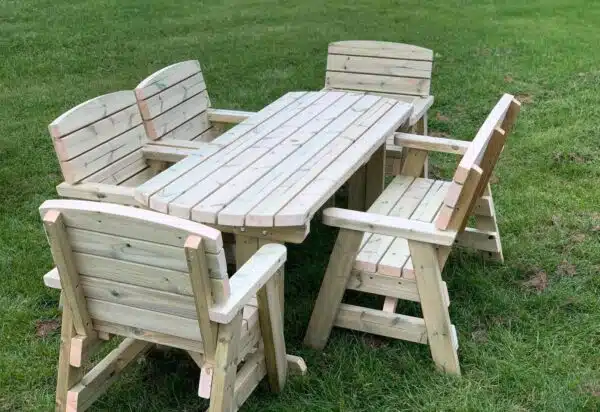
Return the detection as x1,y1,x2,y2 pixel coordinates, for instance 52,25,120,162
49,91,150,184
435,94,521,231
135,61,216,142
40,200,227,343
325,40,433,97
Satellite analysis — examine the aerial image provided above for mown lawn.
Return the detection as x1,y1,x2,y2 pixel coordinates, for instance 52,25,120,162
1,0,600,410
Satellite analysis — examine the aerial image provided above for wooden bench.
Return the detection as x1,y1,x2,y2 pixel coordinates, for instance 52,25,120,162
40,199,304,412
324,40,435,175
303,94,521,375
49,60,255,206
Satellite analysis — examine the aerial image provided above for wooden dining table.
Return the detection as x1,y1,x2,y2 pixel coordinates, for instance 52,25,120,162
134,90,413,304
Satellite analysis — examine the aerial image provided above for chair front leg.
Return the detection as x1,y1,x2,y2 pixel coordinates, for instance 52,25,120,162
55,301,83,412
304,228,363,350
409,240,460,375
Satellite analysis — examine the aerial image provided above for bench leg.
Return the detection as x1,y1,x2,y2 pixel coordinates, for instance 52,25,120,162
304,228,363,350
55,301,83,412
473,185,504,262
409,240,460,375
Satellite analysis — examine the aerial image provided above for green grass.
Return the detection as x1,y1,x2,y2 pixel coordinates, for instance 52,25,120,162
1,0,600,410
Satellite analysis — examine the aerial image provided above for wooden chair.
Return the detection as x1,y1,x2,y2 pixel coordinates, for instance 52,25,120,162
135,60,254,143
40,199,304,411
48,61,255,206
324,40,435,175
304,94,521,375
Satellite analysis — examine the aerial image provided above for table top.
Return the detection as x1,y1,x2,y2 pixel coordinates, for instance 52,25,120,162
135,91,412,229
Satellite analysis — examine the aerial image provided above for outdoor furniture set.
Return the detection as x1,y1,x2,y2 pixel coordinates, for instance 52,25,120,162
40,40,520,411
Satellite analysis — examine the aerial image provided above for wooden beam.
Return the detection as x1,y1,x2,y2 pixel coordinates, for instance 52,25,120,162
56,182,138,206
394,133,470,155
207,108,256,124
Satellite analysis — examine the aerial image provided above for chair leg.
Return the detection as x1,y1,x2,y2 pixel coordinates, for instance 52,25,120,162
55,302,83,412
409,240,460,375
209,311,243,412
473,186,504,262
304,228,363,350
415,113,429,178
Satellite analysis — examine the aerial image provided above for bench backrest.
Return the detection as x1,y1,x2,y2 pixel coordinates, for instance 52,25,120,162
435,94,521,231
325,40,433,99
40,199,228,344
135,60,217,142
48,91,150,185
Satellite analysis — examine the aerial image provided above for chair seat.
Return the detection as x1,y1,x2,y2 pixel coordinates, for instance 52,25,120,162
355,175,451,278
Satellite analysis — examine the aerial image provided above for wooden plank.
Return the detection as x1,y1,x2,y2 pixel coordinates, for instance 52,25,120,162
134,92,306,207
159,112,212,141
55,302,83,412
208,311,243,412
172,92,348,221
355,177,432,273
238,96,398,227
275,101,411,226
56,182,137,205
394,132,470,155
138,73,206,119
49,91,137,138
207,108,255,124
148,139,219,150
212,244,286,324
119,167,155,187
286,354,307,376
39,199,223,253
60,124,148,184
144,91,211,139
322,207,456,247
408,96,434,126
215,224,309,244
233,350,267,411
334,304,427,343
328,41,434,61
190,92,365,223
364,145,386,209
52,104,143,161
327,54,432,78
409,240,460,375
347,165,366,212
455,227,501,253
66,227,225,275
185,236,219,360
346,270,420,301
257,275,287,392
66,338,152,412
326,72,431,97
92,150,148,185
141,145,196,162
304,228,363,349
453,94,514,183
135,60,201,100
43,211,94,337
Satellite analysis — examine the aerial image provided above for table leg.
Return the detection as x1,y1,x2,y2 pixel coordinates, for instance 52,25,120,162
234,234,285,321
347,165,366,211
364,144,386,209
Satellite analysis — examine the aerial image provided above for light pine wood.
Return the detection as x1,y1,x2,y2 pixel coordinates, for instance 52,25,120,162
394,132,470,155
257,274,288,393
55,302,83,412
364,145,386,209
233,350,267,411
409,240,460,375
135,60,202,100
43,211,95,338
56,182,138,205
328,40,434,61
347,165,366,211
304,228,363,349
208,311,243,412
207,109,255,124
66,339,152,411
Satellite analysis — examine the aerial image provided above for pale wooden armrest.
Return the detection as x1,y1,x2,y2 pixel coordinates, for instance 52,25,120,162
323,208,456,246
43,244,287,324
210,243,286,323
57,182,138,205
409,96,434,126
393,132,470,155
207,108,256,124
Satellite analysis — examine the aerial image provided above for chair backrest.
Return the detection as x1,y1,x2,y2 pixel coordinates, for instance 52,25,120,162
40,199,229,343
49,91,150,185
135,60,217,142
325,40,434,99
435,94,521,231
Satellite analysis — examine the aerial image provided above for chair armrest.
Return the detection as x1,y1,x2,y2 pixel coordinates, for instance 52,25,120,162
323,208,457,246
394,132,470,155
207,108,256,124
56,182,138,205
408,96,434,126
209,243,286,323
